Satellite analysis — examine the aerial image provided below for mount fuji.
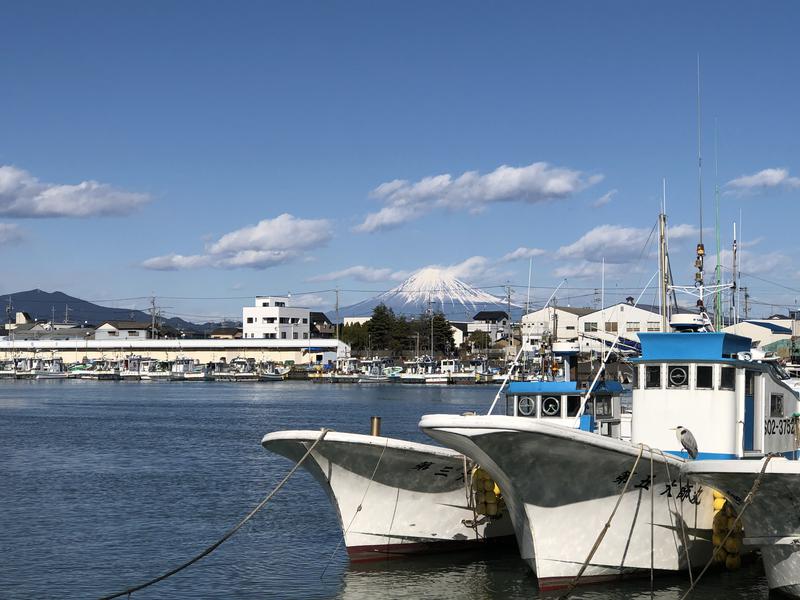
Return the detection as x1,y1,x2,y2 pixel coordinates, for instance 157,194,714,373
338,268,521,322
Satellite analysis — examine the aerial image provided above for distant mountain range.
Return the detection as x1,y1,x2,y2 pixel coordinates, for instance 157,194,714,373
1,289,230,333
339,268,522,322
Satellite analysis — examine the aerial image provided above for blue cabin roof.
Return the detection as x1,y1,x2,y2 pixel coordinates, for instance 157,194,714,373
507,380,624,395
635,332,752,362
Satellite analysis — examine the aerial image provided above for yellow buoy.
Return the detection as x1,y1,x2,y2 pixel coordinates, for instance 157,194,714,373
712,515,727,535
484,490,496,503
713,497,726,511
493,482,501,496
712,489,724,500
724,536,742,554
712,532,723,547
483,478,494,492
475,468,490,481
725,553,742,570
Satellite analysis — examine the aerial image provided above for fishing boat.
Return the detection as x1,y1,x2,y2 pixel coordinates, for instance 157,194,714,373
170,356,212,381
261,427,515,561
259,362,290,381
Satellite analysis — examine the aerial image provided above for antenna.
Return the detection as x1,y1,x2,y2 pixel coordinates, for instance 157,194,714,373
526,258,532,314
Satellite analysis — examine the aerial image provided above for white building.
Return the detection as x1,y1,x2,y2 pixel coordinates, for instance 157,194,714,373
577,301,663,353
721,320,792,349
343,317,371,327
242,296,311,341
467,311,511,343
95,321,151,340
520,306,593,350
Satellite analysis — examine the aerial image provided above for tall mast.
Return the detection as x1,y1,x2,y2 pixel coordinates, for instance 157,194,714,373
714,119,722,329
658,179,669,331
694,54,706,316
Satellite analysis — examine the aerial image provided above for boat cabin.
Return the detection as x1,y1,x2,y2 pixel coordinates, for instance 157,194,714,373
505,379,625,436
631,332,800,460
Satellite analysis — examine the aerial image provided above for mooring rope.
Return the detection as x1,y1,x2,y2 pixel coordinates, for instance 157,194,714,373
320,437,389,578
97,428,329,600
656,448,694,585
559,444,646,599
678,453,776,600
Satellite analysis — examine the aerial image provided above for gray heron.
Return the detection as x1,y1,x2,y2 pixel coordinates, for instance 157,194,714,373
671,425,698,459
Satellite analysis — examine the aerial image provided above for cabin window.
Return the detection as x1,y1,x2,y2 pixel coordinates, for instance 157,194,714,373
541,396,561,417
770,394,785,418
720,366,736,391
645,365,662,388
745,371,755,396
667,365,689,388
566,395,581,417
593,397,612,417
695,365,713,389
517,395,536,416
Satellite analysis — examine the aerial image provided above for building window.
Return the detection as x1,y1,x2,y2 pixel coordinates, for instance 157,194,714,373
647,322,660,331
645,365,661,388
275,301,286,307
281,332,287,339
279,317,289,324
290,318,299,324
246,317,254,324
770,394,785,418
293,332,298,339
262,302,269,307
266,317,275,323
720,366,736,391
107,331,118,337
584,322,598,332
128,331,139,337
303,332,308,339
605,322,618,333
566,325,575,330
626,322,640,332
696,365,713,389
263,333,269,339
262,317,269,323
302,318,308,324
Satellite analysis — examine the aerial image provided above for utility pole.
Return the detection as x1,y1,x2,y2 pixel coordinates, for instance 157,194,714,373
743,287,750,320
150,296,157,339
64,304,71,324
335,287,340,344
51,305,55,325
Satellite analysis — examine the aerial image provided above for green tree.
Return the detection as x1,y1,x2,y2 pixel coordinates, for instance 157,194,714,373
340,322,368,352
367,304,395,351
467,330,491,351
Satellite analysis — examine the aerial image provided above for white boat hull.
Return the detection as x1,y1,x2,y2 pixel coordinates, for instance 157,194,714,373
683,458,800,598
261,430,515,561
420,415,714,590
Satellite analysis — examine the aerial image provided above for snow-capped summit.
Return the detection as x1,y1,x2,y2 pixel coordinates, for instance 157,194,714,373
339,267,519,321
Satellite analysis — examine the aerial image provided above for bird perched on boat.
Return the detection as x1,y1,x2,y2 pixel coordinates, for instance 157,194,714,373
671,425,698,459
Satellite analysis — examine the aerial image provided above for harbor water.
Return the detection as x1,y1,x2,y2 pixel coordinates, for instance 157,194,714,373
1,381,771,599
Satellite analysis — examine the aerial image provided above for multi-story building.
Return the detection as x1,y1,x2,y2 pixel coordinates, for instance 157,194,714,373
577,300,663,353
467,311,511,342
520,306,593,349
242,296,311,340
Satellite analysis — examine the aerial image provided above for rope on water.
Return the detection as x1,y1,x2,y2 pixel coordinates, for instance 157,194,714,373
97,428,330,600
558,444,646,599
321,437,389,578
679,453,776,600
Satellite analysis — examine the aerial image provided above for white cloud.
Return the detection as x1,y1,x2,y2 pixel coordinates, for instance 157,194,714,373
725,168,800,195
140,253,213,271
500,247,546,262
142,213,332,271
718,248,792,276
555,223,699,266
355,161,602,233
592,189,617,208
0,165,149,217
0,223,22,245
308,265,409,283
292,293,329,309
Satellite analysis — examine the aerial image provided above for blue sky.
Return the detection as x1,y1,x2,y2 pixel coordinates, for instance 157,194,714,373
1,2,798,322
